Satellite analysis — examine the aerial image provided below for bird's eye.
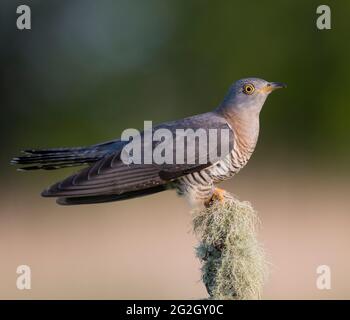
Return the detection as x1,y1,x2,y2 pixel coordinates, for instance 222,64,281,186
243,84,255,95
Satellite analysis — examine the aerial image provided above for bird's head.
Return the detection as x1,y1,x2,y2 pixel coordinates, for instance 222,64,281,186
219,78,286,115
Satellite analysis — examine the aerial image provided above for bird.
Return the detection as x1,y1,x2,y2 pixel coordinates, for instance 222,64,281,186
11,78,286,206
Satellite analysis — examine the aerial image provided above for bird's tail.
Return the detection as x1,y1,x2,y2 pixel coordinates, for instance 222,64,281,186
11,140,125,171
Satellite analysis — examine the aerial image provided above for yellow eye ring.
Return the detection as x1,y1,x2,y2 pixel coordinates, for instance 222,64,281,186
243,83,255,95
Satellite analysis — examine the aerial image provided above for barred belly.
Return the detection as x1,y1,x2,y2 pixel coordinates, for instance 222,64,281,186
175,148,252,205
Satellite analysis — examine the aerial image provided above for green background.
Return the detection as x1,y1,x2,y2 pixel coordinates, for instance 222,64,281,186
1,0,350,300
2,0,349,171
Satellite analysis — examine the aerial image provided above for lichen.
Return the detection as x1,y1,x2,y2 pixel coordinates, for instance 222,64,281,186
192,192,267,300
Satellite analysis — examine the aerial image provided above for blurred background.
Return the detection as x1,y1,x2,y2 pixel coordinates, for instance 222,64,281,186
1,0,350,299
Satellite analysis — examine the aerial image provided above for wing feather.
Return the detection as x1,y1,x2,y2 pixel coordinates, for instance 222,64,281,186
42,112,234,198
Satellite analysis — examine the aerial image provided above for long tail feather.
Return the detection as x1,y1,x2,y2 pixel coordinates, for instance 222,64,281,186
11,147,107,170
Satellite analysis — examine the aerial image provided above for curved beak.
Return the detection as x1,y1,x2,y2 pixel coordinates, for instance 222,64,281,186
260,82,287,94
270,82,287,90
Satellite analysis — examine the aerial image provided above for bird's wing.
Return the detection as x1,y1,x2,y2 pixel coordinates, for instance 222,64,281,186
42,112,234,198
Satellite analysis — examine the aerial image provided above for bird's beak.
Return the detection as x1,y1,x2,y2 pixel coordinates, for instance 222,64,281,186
260,82,287,93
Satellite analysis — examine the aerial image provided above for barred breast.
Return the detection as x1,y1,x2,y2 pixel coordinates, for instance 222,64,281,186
208,132,257,183
175,116,259,204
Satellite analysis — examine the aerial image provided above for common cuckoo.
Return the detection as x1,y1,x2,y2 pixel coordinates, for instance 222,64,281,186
12,78,286,205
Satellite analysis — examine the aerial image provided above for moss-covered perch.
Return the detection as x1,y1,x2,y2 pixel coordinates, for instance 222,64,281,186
192,191,267,300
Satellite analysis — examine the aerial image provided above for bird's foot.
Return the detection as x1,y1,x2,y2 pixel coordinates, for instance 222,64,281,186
205,188,226,207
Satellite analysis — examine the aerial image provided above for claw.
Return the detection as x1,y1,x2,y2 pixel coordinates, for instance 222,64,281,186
205,188,226,207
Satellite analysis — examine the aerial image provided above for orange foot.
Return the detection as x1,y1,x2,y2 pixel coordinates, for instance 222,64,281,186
205,188,226,207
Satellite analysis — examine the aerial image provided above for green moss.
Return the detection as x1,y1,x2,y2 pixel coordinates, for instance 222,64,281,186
193,192,267,300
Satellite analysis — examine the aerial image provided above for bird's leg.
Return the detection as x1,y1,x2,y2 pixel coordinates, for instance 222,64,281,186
205,187,226,207
212,187,226,202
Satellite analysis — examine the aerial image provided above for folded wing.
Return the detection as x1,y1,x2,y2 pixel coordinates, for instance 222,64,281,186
42,112,234,202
